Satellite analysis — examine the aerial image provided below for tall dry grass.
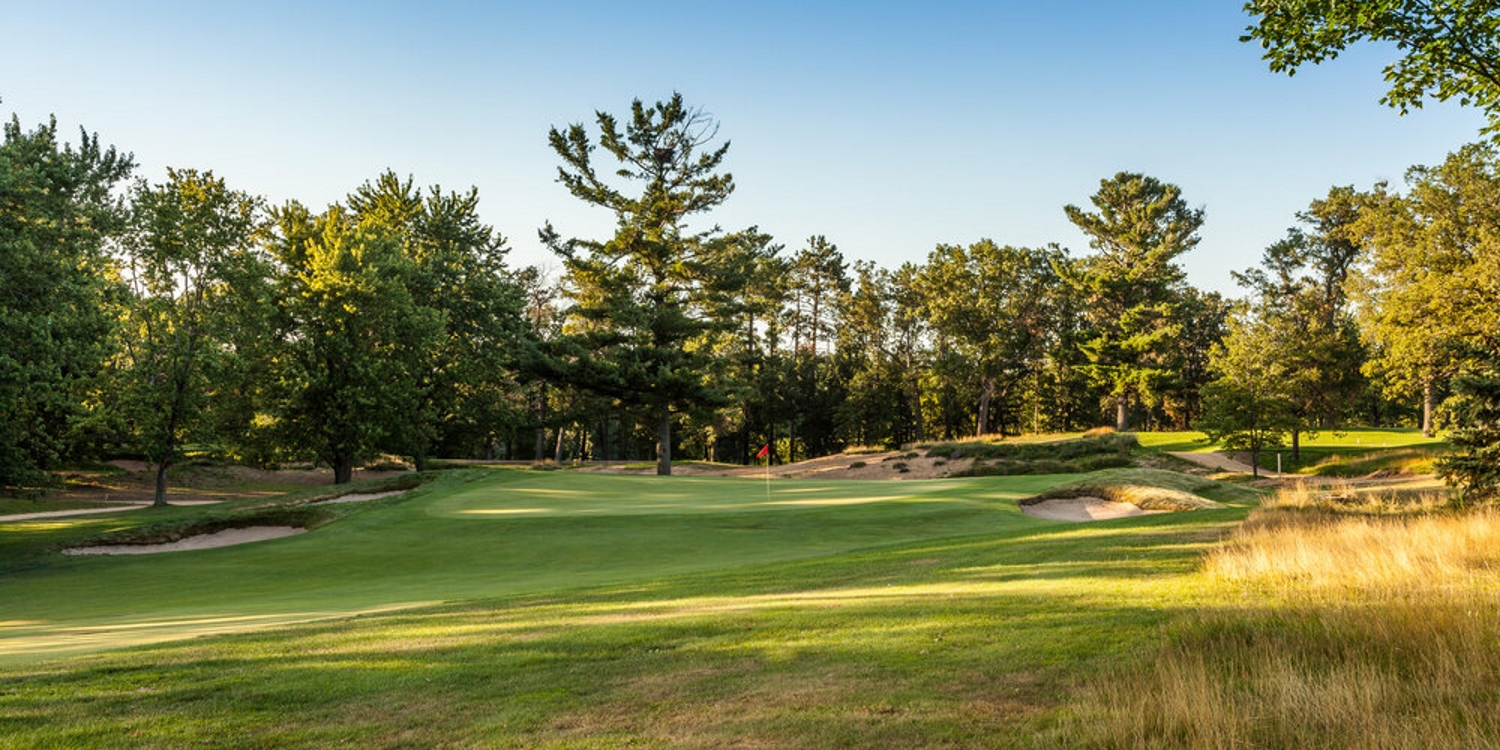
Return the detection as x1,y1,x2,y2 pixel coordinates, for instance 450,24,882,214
1062,483,1500,749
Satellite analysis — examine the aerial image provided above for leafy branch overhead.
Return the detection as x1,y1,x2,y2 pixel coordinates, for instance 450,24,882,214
1244,0,1500,133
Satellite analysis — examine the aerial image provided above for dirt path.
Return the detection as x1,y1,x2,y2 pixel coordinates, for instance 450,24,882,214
1167,451,1260,474
62,526,305,555
0,499,227,523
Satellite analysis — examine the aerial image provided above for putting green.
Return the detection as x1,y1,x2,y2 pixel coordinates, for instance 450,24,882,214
0,470,1077,663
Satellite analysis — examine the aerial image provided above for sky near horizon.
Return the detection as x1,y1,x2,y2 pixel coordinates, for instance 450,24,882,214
3,1,1488,295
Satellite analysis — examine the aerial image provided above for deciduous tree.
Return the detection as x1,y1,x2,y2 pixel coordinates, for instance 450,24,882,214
113,169,266,505
0,109,132,492
1244,0,1500,135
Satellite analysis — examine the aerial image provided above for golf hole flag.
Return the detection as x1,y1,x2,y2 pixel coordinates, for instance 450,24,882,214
756,444,770,460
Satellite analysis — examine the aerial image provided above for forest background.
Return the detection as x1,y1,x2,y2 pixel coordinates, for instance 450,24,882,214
4,1,1500,499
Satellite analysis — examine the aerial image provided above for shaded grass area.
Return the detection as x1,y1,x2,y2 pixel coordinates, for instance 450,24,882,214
1064,481,1500,748
0,468,1257,748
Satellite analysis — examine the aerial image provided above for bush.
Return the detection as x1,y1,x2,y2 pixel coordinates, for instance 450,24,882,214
926,433,1138,463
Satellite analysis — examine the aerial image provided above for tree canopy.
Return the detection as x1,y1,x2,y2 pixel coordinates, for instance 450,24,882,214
1244,1,1500,135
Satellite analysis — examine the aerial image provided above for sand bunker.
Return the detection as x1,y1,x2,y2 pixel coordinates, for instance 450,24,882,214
310,490,405,505
63,526,305,556
1021,496,1165,522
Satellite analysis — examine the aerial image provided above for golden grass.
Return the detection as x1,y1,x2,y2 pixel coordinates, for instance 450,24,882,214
1064,483,1500,749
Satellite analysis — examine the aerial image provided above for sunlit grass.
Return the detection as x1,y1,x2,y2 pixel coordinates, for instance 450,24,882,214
0,467,1256,747
1065,481,1500,749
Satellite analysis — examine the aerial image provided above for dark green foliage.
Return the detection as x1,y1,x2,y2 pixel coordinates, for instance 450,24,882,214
1438,372,1500,503
347,172,529,468
265,204,444,483
932,433,1137,476
1061,173,1204,430
925,432,1138,461
953,453,1133,478
543,94,766,475
0,110,133,493
111,169,267,505
917,241,1067,437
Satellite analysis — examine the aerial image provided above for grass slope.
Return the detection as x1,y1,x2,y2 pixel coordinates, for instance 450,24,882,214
0,468,1256,748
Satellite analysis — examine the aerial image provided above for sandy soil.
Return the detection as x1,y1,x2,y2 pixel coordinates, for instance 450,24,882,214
310,490,406,505
63,526,306,556
0,505,152,523
1021,497,1165,522
587,451,972,481
1166,451,1259,475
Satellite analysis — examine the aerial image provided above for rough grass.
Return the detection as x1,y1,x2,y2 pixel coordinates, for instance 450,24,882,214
1300,445,1447,477
1064,481,1500,749
928,433,1138,477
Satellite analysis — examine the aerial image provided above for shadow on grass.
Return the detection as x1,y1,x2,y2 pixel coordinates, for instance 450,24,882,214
0,503,1248,749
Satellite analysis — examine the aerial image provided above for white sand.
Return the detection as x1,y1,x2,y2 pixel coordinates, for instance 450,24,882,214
63,526,305,555
310,490,405,505
1021,496,1157,522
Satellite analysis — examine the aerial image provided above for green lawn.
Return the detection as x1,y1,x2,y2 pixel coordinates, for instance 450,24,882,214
0,468,1257,748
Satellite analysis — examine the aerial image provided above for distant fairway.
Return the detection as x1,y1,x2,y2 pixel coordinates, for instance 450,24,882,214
0,470,1076,663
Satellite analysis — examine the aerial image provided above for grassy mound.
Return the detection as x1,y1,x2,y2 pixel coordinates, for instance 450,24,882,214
1019,468,1236,511
927,433,1138,476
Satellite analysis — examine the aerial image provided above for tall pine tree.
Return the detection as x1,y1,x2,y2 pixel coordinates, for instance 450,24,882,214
541,94,764,475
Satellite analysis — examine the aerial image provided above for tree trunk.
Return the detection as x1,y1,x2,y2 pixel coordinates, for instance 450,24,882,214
1422,378,1435,438
534,428,548,463
1115,396,1129,432
1291,428,1301,462
656,409,672,476
414,452,427,473
1250,445,1260,478
333,457,354,485
976,377,995,437
554,424,566,463
152,460,170,507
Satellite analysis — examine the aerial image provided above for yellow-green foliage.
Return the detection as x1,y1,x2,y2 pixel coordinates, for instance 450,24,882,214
1068,484,1500,749
1303,446,1444,477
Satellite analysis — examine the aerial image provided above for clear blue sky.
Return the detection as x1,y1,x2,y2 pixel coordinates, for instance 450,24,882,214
3,1,1487,295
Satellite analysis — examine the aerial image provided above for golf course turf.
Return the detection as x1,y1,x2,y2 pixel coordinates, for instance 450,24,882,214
1,467,1258,747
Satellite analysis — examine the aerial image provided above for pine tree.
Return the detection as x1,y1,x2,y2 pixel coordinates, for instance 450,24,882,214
542,94,765,475
1061,173,1203,430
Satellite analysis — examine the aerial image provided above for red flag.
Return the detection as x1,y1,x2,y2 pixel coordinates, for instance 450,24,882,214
755,444,770,460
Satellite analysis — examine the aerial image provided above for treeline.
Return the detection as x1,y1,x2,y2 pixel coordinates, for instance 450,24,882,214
3,96,1499,497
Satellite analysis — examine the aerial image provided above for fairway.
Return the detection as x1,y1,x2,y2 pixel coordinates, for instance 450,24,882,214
1,470,1081,663
0,468,1258,747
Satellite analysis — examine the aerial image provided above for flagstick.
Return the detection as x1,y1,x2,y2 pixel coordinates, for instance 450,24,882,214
764,453,770,503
